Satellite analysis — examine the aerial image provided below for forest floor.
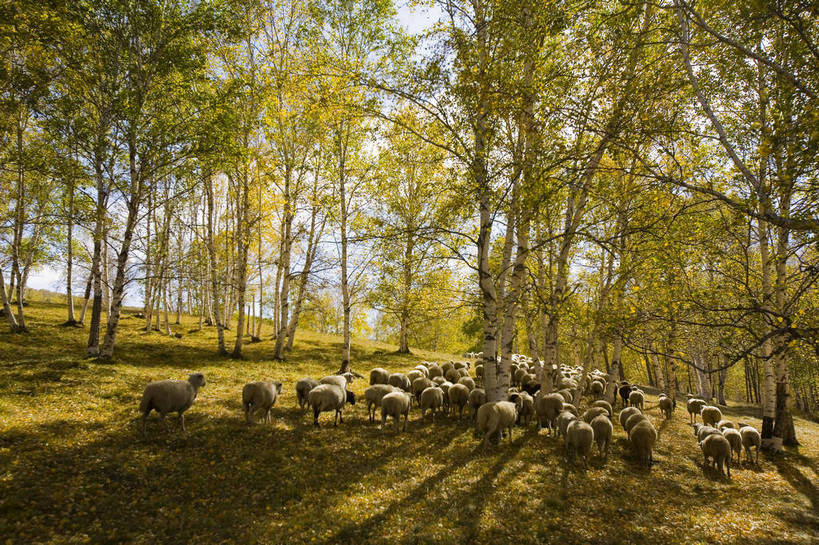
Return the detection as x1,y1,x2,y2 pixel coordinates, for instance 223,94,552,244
0,299,817,545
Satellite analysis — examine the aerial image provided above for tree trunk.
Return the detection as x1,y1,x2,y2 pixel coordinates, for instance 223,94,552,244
273,172,293,359
0,269,20,332
65,176,76,324
98,133,145,362
86,160,106,356
652,352,666,393
285,203,324,351
205,171,227,355
232,170,251,359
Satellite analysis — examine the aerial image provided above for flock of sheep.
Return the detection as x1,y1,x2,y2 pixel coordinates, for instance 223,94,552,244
686,397,762,477
136,356,764,476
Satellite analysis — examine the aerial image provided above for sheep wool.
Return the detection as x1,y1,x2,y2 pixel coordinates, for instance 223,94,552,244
419,386,444,422
700,406,723,427
139,373,206,435
619,407,641,430
242,381,283,425
629,419,657,467
448,383,470,420
699,433,731,477
739,425,761,464
590,414,613,458
566,420,595,467
369,368,390,386
535,393,565,435
658,396,674,419
468,388,486,421
381,391,412,433
476,401,518,447
308,384,356,428
721,428,742,464
296,378,319,413
365,384,396,422
686,398,706,423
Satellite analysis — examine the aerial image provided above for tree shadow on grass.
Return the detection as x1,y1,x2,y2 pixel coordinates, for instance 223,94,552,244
317,431,529,545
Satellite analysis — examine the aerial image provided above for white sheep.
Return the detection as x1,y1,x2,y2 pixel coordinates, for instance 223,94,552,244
628,390,644,410
561,403,579,417
308,384,356,427
717,419,736,430
658,396,674,419
721,427,742,465
365,384,396,422
406,369,424,384
139,373,205,435
369,368,390,385
693,423,721,442
457,376,476,391
566,420,594,467
381,391,412,433
468,388,486,421
624,412,648,435
619,407,641,430
320,373,354,391
699,433,731,477
411,377,434,406
419,386,444,422
582,407,609,424
629,419,657,466
686,397,706,423
590,414,613,459
448,383,470,419
700,405,722,427
388,372,411,392
476,401,518,446
242,381,282,425
296,378,319,414
556,410,577,442
509,391,535,427
739,425,761,464
535,393,565,435
590,400,612,417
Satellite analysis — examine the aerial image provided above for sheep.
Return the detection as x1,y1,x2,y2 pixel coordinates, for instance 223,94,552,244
535,393,565,435
739,425,761,464
296,378,319,414
629,420,657,466
514,368,528,388
625,413,649,435
591,414,613,459
432,376,446,386
561,403,579,417
476,401,518,446
509,391,535,427
475,364,484,383
381,391,412,433
590,400,612,417
448,383,470,419
721,427,743,465
699,433,731,477
686,398,706,423
556,410,577,441
369,368,390,385
139,373,206,435
427,365,443,379
242,380,282,425
439,381,453,412
320,373,354,391
419,386,444,422
617,381,631,407
628,390,644,410
445,368,461,383
582,407,609,423
565,420,595,467
458,376,476,391
521,375,541,396
308,384,356,427
388,373,411,392
411,377,434,405
717,419,736,430
700,405,722,427
407,369,424,384
692,423,720,442
590,380,605,400
658,396,674,419
414,365,430,378
468,388,486,421
364,384,396,422
619,407,641,430
558,389,574,404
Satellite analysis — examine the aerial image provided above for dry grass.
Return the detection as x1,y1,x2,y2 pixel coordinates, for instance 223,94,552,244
0,300,817,544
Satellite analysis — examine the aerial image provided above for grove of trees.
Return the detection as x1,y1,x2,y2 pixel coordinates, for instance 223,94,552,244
2,0,817,448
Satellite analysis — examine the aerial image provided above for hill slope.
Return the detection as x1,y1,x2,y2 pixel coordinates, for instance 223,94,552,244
0,301,817,544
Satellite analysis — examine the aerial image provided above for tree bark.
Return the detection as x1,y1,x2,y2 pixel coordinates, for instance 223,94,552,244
205,171,227,355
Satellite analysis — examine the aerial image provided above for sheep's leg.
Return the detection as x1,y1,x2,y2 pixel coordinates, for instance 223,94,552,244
160,412,170,433
141,412,149,437
313,408,320,427
402,412,408,432
178,412,186,433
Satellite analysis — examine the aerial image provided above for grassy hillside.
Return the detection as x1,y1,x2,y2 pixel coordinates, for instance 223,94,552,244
0,300,817,544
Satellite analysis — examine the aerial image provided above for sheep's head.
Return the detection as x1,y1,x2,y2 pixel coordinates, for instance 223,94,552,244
346,390,356,405
274,381,283,394
189,373,206,388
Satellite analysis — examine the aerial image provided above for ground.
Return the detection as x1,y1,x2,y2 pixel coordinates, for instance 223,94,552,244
0,299,817,545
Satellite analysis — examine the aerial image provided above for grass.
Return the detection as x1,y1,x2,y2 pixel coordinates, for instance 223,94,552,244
1,300,818,544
